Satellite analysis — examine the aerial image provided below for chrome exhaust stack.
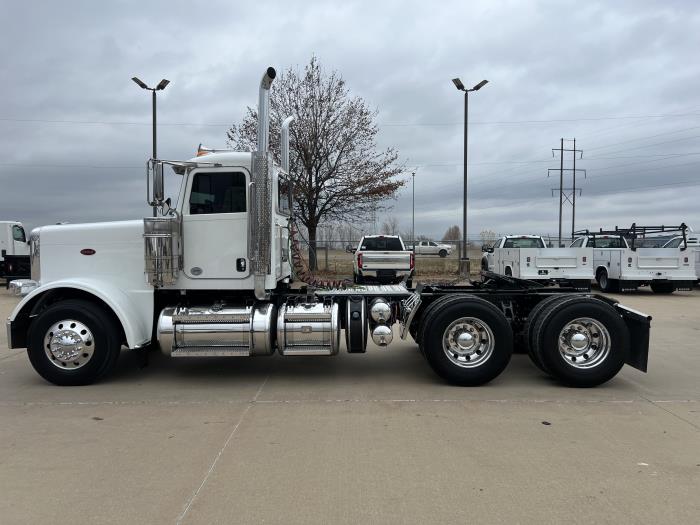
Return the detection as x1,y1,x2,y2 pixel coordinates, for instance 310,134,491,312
250,67,277,300
281,115,294,173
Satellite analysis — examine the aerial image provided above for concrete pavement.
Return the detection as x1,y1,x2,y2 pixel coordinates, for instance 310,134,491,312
1,287,698,524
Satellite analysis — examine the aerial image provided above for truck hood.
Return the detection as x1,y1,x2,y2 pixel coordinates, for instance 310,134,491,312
36,220,148,287
38,220,144,245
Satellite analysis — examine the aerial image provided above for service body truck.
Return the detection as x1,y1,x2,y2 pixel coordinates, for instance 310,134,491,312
6,68,651,389
572,225,695,293
481,235,592,290
662,235,700,283
0,221,30,284
353,235,414,284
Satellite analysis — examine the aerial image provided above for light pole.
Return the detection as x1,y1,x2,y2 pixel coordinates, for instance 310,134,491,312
131,77,170,161
411,169,416,249
452,77,488,278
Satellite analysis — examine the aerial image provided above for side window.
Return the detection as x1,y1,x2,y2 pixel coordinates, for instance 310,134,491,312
429,241,437,246
189,172,247,215
278,175,291,215
503,238,514,248
12,225,26,242
570,237,584,247
664,238,683,248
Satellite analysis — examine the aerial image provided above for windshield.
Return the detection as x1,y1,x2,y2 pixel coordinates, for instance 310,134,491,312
360,237,404,251
278,175,291,215
590,237,625,248
663,237,684,248
12,225,26,242
502,237,544,248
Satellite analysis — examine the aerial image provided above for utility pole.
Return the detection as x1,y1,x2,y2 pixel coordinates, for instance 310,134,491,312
548,138,585,246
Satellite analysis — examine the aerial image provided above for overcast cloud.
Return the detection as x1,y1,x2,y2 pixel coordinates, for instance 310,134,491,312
1,0,699,240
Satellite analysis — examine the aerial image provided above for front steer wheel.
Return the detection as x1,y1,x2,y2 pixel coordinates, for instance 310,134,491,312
420,296,513,386
27,299,122,386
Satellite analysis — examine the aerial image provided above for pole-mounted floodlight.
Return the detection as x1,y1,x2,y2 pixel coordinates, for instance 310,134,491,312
131,77,148,90
452,76,489,276
156,79,170,90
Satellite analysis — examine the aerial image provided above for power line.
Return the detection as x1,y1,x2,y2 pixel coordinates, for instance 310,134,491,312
1,109,700,128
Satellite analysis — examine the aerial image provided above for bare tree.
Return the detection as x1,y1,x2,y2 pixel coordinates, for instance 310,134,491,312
381,216,400,235
442,225,461,241
227,57,405,269
479,229,497,248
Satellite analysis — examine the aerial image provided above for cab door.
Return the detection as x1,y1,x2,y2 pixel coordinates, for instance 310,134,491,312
182,168,250,280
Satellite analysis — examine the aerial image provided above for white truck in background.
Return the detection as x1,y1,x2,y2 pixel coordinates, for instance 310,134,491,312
1,221,30,285
662,233,699,283
481,235,593,290
353,235,414,284
571,225,696,293
413,240,452,258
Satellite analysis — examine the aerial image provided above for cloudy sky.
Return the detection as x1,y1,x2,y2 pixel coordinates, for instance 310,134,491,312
1,0,699,241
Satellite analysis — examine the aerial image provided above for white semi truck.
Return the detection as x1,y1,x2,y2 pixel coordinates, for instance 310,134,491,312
6,67,651,388
481,235,593,290
571,225,695,293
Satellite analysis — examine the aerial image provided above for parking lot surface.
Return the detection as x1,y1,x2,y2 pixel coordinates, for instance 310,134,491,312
1,287,699,524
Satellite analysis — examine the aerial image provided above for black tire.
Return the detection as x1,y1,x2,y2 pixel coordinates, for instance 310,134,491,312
532,297,629,387
439,249,447,258
420,296,513,386
481,258,489,271
525,294,570,373
505,267,513,277
27,299,122,386
353,272,363,285
597,269,619,293
650,282,674,294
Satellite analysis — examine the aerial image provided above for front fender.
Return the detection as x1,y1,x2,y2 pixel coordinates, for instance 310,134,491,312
8,279,153,349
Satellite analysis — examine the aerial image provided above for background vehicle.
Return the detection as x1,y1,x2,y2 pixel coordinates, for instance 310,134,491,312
572,224,695,293
353,235,414,284
6,67,650,389
481,235,592,290
413,240,452,257
662,234,700,283
1,221,30,285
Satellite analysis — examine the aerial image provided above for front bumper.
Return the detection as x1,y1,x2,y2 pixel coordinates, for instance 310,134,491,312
8,279,39,297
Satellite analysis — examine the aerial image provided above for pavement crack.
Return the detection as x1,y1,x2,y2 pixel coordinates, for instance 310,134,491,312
638,394,700,431
175,374,269,525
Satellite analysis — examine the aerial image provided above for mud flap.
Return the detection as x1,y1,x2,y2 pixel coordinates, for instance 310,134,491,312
615,303,652,372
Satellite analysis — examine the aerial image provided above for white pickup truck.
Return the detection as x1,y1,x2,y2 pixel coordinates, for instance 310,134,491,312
481,235,593,290
413,240,452,257
353,235,414,284
571,227,696,293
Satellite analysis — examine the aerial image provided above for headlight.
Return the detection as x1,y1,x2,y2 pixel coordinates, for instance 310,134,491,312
29,228,41,281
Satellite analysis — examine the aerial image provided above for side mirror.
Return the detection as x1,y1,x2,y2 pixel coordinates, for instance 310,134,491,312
351,248,357,254
485,246,494,253
153,162,164,204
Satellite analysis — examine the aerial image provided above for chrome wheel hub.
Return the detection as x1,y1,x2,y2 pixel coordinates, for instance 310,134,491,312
443,317,494,368
558,317,610,369
44,320,95,370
